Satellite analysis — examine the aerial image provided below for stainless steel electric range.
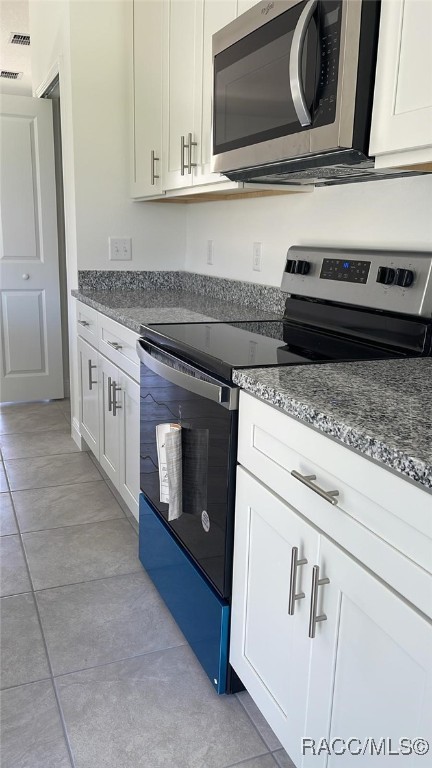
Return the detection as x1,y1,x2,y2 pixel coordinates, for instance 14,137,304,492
137,246,432,694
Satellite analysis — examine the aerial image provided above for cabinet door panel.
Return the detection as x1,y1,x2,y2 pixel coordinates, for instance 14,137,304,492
163,0,199,190
231,467,320,765
119,371,140,520
78,337,99,457
98,355,120,486
193,0,237,185
370,0,432,165
305,537,432,767
131,0,163,197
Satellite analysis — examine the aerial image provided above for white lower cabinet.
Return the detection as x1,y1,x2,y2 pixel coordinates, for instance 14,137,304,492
231,467,432,768
99,355,121,488
76,303,140,520
77,337,99,455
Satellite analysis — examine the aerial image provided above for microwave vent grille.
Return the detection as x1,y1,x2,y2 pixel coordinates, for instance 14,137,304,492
0,70,23,79
9,33,30,46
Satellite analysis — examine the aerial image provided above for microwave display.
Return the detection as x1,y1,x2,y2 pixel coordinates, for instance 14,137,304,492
213,0,342,156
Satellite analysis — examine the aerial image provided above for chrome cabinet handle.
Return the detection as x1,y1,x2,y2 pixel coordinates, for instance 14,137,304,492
112,383,122,417
108,376,113,412
187,132,197,174
107,340,123,351
309,565,330,638
88,360,97,390
151,150,159,185
79,320,90,327
291,470,339,505
180,135,186,175
289,0,317,127
288,546,308,615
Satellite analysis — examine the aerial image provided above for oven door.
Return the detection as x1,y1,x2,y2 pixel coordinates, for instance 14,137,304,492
137,339,238,599
212,0,344,174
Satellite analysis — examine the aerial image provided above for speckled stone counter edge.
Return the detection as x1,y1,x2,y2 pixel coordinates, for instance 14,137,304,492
77,270,286,314
233,370,432,490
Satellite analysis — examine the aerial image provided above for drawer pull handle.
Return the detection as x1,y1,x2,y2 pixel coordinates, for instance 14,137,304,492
107,341,123,350
291,470,339,506
108,376,113,412
288,546,307,615
79,320,90,327
309,565,330,639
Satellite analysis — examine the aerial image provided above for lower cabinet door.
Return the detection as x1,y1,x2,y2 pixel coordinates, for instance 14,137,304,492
305,536,432,768
98,354,120,486
78,336,99,457
231,467,320,766
118,370,140,520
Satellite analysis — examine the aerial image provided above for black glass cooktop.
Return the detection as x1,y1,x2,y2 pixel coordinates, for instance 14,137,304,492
143,319,406,381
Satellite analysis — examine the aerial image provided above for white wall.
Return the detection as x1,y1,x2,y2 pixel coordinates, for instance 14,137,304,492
185,175,432,284
68,0,185,271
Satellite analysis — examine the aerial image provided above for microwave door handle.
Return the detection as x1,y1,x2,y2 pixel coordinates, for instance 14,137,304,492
136,340,238,411
289,0,317,127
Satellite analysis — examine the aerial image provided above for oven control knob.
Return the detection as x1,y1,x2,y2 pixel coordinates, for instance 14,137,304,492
285,259,297,274
395,268,414,288
295,260,310,275
376,266,395,285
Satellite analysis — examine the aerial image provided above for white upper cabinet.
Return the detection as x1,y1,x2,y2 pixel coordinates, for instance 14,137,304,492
163,0,238,191
130,0,164,198
162,0,200,191
370,0,432,169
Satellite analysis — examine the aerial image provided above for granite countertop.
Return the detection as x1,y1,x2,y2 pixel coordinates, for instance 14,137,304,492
233,358,432,490
72,287,282,333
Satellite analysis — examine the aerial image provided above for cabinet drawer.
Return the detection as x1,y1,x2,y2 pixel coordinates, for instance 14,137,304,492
98,314,139,382
238,391,432,616
76,302,98,346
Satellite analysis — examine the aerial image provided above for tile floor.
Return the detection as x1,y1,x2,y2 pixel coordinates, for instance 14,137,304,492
0,399,295,768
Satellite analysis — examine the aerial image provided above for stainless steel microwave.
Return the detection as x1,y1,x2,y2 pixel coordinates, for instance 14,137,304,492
211,0,388,186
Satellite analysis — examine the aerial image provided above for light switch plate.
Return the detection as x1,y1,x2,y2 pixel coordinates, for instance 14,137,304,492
109,237,132,261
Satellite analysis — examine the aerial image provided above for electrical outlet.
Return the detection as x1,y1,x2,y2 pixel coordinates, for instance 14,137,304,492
252,242,262,271
207,240,214,265
109,237,132,261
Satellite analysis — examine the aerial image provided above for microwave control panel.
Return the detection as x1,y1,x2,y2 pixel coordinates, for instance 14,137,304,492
313,1,342,128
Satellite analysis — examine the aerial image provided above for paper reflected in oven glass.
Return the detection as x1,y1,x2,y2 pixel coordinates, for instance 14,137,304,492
182,426,209,518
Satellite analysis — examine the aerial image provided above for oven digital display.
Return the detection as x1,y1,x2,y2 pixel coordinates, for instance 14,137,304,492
320,258,371,284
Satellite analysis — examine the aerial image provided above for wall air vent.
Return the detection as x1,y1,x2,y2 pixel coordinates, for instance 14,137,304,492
9,33,30,45
0,70,23,79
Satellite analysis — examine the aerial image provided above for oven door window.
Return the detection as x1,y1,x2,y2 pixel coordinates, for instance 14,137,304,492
213,1,341,154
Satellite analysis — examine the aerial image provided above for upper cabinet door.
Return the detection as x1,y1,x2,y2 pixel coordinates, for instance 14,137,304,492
130,0,164,198
192,0,238,186
162,0,201,190
370,0,432,168
304,536,432,768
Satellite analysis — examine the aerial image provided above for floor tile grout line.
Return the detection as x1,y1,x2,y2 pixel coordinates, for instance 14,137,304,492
2,447,86,462
33,568,148,595
13,512,126,536
0,674,52,693
6,476,105,493
223,750,275,768
48,640,188,681
7,489,78,768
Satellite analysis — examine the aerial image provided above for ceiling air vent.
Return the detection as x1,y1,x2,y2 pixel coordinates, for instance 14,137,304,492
9,33,30,46
0,70,23,79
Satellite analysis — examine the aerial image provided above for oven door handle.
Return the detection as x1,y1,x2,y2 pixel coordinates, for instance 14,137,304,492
289,0,317,127
136,340,239,411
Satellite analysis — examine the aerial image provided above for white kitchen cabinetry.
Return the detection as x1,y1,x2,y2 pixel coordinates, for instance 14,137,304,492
162,0,238,191
130,0,164,198
370,0,432,169
77,336,99,456
76,302,140,520
231,392,432,767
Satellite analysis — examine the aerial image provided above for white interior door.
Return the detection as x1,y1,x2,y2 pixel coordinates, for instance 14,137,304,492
0,94,63,403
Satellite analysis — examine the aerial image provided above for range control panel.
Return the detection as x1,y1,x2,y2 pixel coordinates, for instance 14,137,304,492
281,247,432,317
